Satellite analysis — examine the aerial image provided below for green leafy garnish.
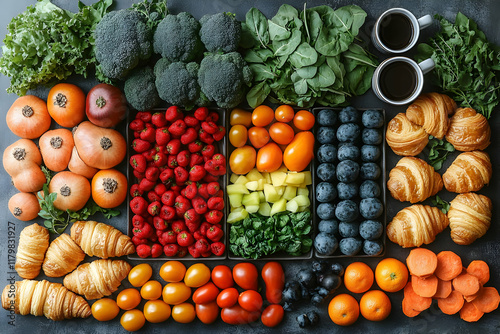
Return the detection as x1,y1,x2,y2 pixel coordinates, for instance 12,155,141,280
431,195,450,214
130,0,169,30
427,135,455,170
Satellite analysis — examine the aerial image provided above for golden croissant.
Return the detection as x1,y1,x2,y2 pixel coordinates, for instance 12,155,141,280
406,92,457,139
443,151,492,193
42,234,85,277
386,113,429,156
387,157,443,203
15,223,49,279
448,193,492,245
63,259,131,300
387,204,449,248
70,220,134,258
2,280,91,321
446,108,490,151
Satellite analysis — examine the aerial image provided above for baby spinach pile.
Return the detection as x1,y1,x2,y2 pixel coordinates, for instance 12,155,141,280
241,4,377,108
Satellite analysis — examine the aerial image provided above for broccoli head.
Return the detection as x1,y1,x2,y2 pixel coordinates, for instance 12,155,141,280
95,10,153,80
199,12,241,53
198,52,252,108
124,66,161,111
153,12,203,62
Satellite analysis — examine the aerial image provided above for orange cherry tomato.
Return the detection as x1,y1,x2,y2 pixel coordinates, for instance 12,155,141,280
116,288,141,310
171,303,196,323
229,125,248,148
160,261,186,283
238,290,263,312
211,265,234,289
120,309,145,332
143,300,171,323
217,287,239,308
275,105,295,123
192,282,220,304
256,142,283,173
252,105,274,127
128,263,153,287
269,122,295,145
91,298,120,321
162,282,192,305
233,263,258,290
140,280,163,300
293,110,315,130
283,131,315,172
229,145,256,175
248,127,270,148
184,263,211,288
230,108,252,127
47,83,85,128
261,304,284,328
196,301,220,324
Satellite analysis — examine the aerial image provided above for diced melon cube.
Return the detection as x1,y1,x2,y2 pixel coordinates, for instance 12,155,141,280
227,184,250,195
246,168,263,181
270,171,287,187
257,191,265,203
264,184,281,203
258,202,272,216
293,194,310,207
245,205,260,213
230,173,239,184
286,199,299,213
276,165,288,173
227,209,249,223
231,206,243,213
276,186,285,197
285,172,305,185
228,194,243,208
234,175,249,184
257,179,266,190
297,206,309,212
303,171,312,186
270,198,287,216
245,180,259,191
261,172,271,184
297,187,310,197
283,186,297,200
242,192,260,206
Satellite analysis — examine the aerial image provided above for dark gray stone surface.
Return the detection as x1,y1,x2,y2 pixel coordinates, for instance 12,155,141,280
0,1,499,333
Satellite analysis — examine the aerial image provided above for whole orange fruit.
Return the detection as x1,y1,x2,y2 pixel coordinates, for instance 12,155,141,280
359,290,391,321
375,258,409,292
344,262,374,294
328,294,359,326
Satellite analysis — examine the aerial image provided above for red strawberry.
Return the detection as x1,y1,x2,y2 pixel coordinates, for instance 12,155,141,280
184,208,200,225
159,168,174,186
165,106,183,122
156,127,171,146
142,148,157,162
145,166,160,181
189,165,206,182
194,238,210,253
163,244,179,257
129,119,145,131
132,236,148,246
205,210,223,224
136,244,152,258
139,178,156,192
210,242,225,256
133,222,153,239
177,246,188,257
152,112,167,128
206,111,220,123
184,115,199,128
208,197,224,211
181,127,198,145
207,225,223,242
147,191,161,203
213,126,225,141
140,125,156,142
176,150,191,167
175,195,191,216
151,244,163,258
159,230,177,245
188,244,201,258
161,190,176,206
154,183,167,196
148,202,161,217
133,170,145,180
184,182,198,200
199,129,214,144
192,196,208,215
130,196,148,215
171,220,186,234
203,173,219,183
201,144,215,158
153,152,168,167
169,119,187,138
194,107,209,121
201,121,218,134
207,182,220,195
136,111,152,123
167,155,178,168
130,154,147,173
177,231,194,247
159,205,176,220
188,140,203,153
198,184,209,199
174,166,189,184
193,231,204,241
166,139,181,155
212,153,226,166
153,216,168,231
189,153,204,167
132,214,145,228
199,222,211,237
130,184,143,198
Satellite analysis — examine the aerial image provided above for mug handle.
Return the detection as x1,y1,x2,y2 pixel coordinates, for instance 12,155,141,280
417,14,433,30
418,58,435,74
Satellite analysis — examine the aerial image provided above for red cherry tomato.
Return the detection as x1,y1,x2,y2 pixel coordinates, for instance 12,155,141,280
221,305,260,325
192,282,219,305
261,304,284,328
211,265,234,289
238,290,263,312
262,262,285,304
233,263,258,291
196,301,220,324
216,288,239,308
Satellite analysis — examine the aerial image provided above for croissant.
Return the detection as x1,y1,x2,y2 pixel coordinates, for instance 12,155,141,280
15,223,49,279
443,151,492,193
388,157,443,203
70,220,135,258
406,93,456,139
387,204,449,248
445,108,490,151
386,113,429,156
448,193,492,245
63,259,131,300
42,234,85,277
2,280,91,320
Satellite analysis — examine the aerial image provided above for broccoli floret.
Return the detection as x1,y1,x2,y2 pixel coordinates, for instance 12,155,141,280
153,12,203,62
124,66,161,111
199,12,241,53
95,10,153,80
198,52,252,108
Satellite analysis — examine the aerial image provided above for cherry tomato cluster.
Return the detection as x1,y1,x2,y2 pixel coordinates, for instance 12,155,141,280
128,106,226,258
228,105,315,174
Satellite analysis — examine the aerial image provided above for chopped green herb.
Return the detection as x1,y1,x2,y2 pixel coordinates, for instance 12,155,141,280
427,135,455,170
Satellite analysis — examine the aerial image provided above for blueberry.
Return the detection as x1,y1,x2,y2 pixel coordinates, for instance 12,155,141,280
317,163,336,182
283,302,294,311
312,260,330,274
363,239,384,256
319,273,341,291
335,200,359,222
301,285,311,300
337,182,358,200
283,280,302,302
317,126,336,144
360,162,381,180
362,109,384,128
297,314,310,328
307,311,320,326
317,203,336,220
318,220,339,235
359,220,384,240
317,144,337,163
336,160,359,183
359,198,384,219
298,269,317,289
337,143,360,161
316,182,337,203
339,237,363,256
361,145,381,162
359,180,381,199
362,128,382,145
339,106,361,123
310,293,324,306
317,109,338,126
339,221,360,238
331,263,345,276
316,286,330,297
337,123,360,142
314,232,338,255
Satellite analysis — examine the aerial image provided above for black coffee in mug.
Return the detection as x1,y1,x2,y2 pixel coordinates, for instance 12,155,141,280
379,61,417,101
379,13,414,50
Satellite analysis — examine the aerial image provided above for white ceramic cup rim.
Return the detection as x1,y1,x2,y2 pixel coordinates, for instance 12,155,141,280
373,8,421,54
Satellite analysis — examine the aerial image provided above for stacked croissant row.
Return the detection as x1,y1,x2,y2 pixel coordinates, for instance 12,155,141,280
1,221,135,320
385,93,492,248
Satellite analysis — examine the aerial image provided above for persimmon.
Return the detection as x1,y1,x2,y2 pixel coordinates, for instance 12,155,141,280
39,128,74,172
47,83,85,128
8,193,40,221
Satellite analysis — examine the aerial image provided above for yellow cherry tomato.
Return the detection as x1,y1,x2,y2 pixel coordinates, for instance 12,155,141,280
229,145,256,175
252,105,274,127
230,108,252,127
184,263,211,288
143,300,171,323
162,282,192,305
116,288,141,310
140,280,163,300
229,125,248,148
275,105,295,123
160,261,186,283
91,298,120,321
120,309,145,332
171,303,196,324
256,142,283,173
128,263,153,287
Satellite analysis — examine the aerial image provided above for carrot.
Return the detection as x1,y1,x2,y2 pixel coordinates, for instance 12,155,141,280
467,260,490,285
459,301,484,322
433,279,452,299
411,274,438,298
464,293,479,303
452,273,481,296
402,298,421,317
435,251,462,281
404,282,432,311
471,287,500,313
437,290,464,315
406,248,437,278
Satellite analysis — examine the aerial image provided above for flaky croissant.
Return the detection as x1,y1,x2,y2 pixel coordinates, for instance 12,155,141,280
63,259,131,300
443,151,492,193
446,108,490,151
406,93,456,139
2,280,91,320
388,157,443,203
15,223,49,279
70,221,134,258
387,205,449,248
386,113,429,156
42,234,85,277
448,193,492,245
